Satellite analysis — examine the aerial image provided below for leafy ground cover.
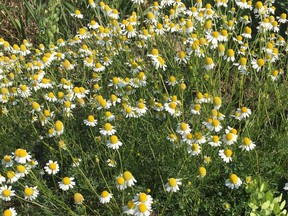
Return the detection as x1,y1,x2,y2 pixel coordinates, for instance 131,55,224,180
0,0,287,215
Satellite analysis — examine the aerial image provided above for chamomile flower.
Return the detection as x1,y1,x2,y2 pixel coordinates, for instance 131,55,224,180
191,104,201,115
167,133,178,143
99,190,112,204
6,170,19,184
74,192,84,205
208,135,222,147
225,174,242,189
152,56,167,71
242,26,252,38
14,148,32,164
123,200,135,215
239,137,256,151
3,208,17,216
204,155,212,164
84,115,98,127
236,107,251,120
165,178,182,192
123,171,137,187
100,123,116,135
164,101,181,117
2,155,13,167
219,149,233,163
198,167,207,178
176,122,191,135
54,120,64,135
71,9,83,19
23,186,39,201
44,160,60,175
107,159,117,167
116,176,126,190
0,185,15,201
107,135,123,150
59,177,75,191
133,192,153,209
213,97,222,110
175,51,189,64
206,119,222,132
187,143,201,156
222,133,237,145
135,101,148,117
18,84,32,98
134,203,151,216
16,164,29,177
204,57,215,70
194,132,206,144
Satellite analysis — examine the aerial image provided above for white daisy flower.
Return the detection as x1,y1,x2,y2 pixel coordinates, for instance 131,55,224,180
59,177,75,191
225,174,242,189
99,190,112,204
165,178,182,192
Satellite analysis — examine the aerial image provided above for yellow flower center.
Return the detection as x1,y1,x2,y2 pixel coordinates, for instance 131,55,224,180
2,189,11,197
229,174,238,184
20,85,27,91
212,119,219,127
180,123,188,130
212,135,219,142
138,193,147,202
205,57,213,65
116,177,125,185
123,171,133,181
127,25,134,32
213,97,221,106
192,143,199,151
138,103,145,109
168,178,177,187
243,138,251,146
138,203,147,213
257,59,265,67
194,104,201,111
24,187,33,196
4,155,11,162
169,102,177,109
49,163,57,170
127,200,135,209
226,133,233,141
55,121,64,131
3,209,12,216
212,31,219,38
104,123,112,131
157,57,165,66
110,135,118,144
74,193,84,204
151,48,159,56
198,167,206,177
245,27,252,34
63,177,71,185
196,92,203,99
7,171,16,179
101,191,109,198
88,115,95,123
224,149,232,157
227,49,234,57
17,165,25,173
239,58,247,65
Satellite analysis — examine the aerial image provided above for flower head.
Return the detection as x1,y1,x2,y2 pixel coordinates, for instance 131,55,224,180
165,178,182,192
59,177,75,191
225,174,242,189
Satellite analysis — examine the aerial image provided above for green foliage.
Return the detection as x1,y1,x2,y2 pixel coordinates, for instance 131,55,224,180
246,179,287,216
